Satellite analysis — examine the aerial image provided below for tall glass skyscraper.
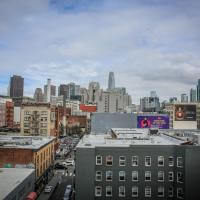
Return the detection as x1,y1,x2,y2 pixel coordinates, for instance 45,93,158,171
197,79,200,102
108,72,115,90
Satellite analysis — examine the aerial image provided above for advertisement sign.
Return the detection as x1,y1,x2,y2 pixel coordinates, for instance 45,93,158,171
175,104,196,121
137,116,169,129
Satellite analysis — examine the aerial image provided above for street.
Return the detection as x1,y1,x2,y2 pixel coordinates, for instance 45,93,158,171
37,136,78,200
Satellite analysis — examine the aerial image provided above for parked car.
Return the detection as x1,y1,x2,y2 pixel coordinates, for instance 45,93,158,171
63,185,72,200
54,163,67,169
44,185,53,193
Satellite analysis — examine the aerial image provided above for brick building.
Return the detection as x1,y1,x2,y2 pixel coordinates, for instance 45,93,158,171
0,136,55,192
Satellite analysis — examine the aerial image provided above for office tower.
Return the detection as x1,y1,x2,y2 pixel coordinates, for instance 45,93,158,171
44,79,56,103
181,94,188,103
9,75,24,98
190,89,196,103
140,96,160,112
58,84,68,99
34,88,44,103
169,97,177,103
88,82,101,103
150,91,157,98
197,79,200,102
108,72,115,90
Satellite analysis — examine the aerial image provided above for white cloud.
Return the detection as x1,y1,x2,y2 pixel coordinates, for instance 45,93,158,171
0,0,200,103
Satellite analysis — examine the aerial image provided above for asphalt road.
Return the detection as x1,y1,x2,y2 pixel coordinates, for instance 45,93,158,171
50,151,75,200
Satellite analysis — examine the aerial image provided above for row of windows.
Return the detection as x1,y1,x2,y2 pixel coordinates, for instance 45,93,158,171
96,155,183,167
96,171,183,183
95,186,184,198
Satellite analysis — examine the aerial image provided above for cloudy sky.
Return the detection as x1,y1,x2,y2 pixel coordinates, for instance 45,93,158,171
0,0,200,103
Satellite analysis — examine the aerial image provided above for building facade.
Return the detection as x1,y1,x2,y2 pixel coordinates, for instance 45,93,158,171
0,136,55,192
9,75,24,98
20,103,57,137
140,97,160,112
75,129,200,200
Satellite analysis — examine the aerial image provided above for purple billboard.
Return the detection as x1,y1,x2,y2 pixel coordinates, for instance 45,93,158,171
137,116,169,129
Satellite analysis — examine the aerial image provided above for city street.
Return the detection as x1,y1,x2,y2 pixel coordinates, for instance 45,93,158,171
37,136,78,200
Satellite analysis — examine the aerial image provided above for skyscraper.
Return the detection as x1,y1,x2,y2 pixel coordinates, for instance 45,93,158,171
34,88,44,103
197,79,200,102
190,88,196,102
44,79,56,103
9,75,24,98
181,93,188,103
108,72,115,90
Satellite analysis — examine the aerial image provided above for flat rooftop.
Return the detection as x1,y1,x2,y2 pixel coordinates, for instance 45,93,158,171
0,135,55,150
0,168,35,200
77,128,186,148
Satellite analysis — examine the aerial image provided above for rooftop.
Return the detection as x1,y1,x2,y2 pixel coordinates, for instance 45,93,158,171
0,168,35,200
77,128,188,148
0,135,55,150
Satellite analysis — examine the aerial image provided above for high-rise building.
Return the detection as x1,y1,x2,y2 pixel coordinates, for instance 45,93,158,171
150,91,157,98
197,79,200,102
34,88,44,103
44,79,56,103
108,72,115,90
88,82,101,103
9,75,24,98
181,93,188,103
58,84,68,100
140,96,160,112
169,97,177,103
190,88,196,102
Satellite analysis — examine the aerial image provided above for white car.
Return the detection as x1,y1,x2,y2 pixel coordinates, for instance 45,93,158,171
44,185,53,193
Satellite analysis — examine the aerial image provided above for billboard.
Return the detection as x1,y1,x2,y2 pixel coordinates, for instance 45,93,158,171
175,104,196,121
137,116,169,129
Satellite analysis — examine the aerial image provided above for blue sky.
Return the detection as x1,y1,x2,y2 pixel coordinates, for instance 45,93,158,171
0,0,200,103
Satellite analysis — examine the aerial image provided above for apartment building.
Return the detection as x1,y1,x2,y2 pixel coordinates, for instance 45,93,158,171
21,103,57,137
75,128,200,200
0,135,55,192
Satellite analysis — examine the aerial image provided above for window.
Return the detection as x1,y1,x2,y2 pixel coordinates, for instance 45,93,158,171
158,156,164,166
177,172,183,183
145,171,151,181
158,186,164,197
177,157,183,168
169,186,173,197
132,186,138,197
106,186,112,197
145,156,151,166
119,186,125,197
158,171,164,182
169,156,174,166
106,155,113,166
132,156,138,166
96,171,102,181
119,156,126,166
96,155,102,165
168,172,174,182
119,171,125,181
95,186,102,197
177,188,184,199
106,171,112,181
145,186,151,197
132,171,138,181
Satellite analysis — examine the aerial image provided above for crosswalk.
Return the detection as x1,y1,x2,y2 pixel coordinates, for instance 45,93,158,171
65,172,75,176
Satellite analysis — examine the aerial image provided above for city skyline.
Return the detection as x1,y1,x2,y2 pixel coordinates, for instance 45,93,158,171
0,0,200,103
